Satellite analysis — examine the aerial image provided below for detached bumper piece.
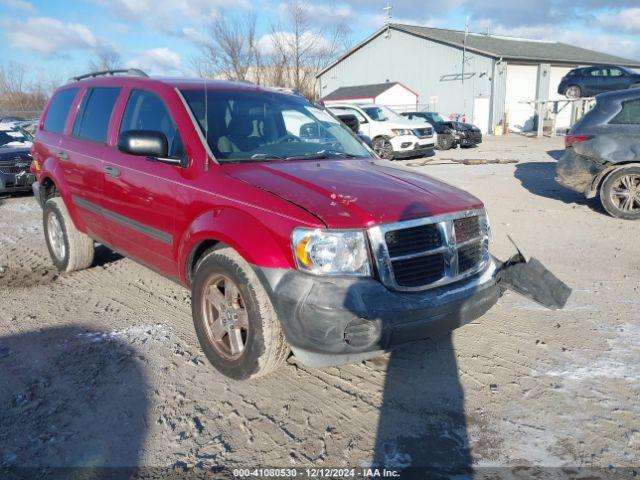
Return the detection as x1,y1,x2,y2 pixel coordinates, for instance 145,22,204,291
496,242,572,310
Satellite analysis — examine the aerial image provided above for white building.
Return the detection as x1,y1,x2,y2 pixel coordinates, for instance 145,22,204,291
317,24,640,133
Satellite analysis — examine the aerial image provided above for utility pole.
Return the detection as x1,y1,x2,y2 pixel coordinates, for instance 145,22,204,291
462,16,469,85
383,2,392,38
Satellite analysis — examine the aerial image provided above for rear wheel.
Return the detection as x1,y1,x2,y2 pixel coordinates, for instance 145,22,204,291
372,136,394,160
600,166,640,220
43,197,95,272
191,247,289,380
565,85,582,99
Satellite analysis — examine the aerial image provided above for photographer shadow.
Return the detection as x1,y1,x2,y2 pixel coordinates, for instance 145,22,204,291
0,326,149,476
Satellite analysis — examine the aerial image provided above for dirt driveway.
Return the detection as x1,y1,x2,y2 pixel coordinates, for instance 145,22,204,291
1,135,638,476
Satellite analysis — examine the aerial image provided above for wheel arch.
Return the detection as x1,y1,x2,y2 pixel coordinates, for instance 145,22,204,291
590,161,640,197
178,208,296,287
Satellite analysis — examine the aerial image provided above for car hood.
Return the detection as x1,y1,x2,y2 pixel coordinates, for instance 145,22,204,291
0,146,31,161
382,120,429,131
222,159,483,228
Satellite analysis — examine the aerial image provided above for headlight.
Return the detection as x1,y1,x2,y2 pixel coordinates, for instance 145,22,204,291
390,128,413,137
292,228,371,276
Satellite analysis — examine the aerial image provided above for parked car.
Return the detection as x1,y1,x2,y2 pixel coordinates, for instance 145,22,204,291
558,65,640,99
327,103,435,160
0,115,25,124
417,112,482,148
556,88,640,219
0,124,34,194
400,111,456,150
31,70,567,379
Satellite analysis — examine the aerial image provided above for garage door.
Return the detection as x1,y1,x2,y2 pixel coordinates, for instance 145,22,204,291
549,66,577,131
505,64,538,132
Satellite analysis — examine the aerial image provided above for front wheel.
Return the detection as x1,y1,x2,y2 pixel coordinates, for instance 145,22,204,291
436,134,453,150
191,247,289,380
600,166,640,220
372,136,394,160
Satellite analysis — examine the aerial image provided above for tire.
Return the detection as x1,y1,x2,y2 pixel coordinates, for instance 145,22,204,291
43,197,95,272
436,134,453,150
599,166,640,220
191,247,289,380
372,136,394,160
565,85,582,99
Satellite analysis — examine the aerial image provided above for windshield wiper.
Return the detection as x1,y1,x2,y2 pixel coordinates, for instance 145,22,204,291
285,150,362,160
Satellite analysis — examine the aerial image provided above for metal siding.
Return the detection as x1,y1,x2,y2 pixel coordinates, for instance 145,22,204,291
318,30,494,121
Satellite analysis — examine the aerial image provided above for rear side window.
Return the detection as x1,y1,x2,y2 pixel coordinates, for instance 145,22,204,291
73,87,121,143
43,88,79,134
119,89,184,158
610,100,640,125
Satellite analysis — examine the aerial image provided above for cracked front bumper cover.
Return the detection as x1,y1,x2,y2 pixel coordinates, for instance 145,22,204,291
254,253,571,367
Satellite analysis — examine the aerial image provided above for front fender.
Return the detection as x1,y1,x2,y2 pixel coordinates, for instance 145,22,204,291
177,206,296,285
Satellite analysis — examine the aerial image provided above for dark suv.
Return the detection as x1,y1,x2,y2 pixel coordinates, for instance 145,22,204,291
558,65,640,99
31,70,566,379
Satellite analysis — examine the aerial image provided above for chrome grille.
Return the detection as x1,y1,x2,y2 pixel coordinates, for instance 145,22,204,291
368,209,490,292
0,165,28,174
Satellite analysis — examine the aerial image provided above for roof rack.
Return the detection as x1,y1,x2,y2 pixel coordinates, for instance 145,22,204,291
71,68,148,82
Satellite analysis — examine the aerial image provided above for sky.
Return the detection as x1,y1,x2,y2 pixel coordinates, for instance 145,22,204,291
1,0,640,83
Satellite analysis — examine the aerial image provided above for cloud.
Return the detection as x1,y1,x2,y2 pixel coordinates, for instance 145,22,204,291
92,0,249,30
598,7,640,34
257,31,331,56
126,48,182,74
5,17,99,56
0,0,36,14
470,22,640,61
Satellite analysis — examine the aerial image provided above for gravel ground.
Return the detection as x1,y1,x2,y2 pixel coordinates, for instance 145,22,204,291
0,135,638,476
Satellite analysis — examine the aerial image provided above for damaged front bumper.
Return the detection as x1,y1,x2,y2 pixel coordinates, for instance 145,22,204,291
255,253,570,368
555,149,604,197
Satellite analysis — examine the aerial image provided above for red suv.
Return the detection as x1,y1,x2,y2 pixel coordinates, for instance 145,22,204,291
30,70,566,380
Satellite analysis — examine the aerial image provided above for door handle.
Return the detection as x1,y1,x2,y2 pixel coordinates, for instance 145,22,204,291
58,151,69,160
103,165,121,178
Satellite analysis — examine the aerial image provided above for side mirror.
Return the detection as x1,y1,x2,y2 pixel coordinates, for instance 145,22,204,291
117,130,183,166
358,134,373,148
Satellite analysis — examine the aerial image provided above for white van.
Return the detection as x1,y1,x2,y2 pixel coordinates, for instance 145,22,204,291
328,103,435,160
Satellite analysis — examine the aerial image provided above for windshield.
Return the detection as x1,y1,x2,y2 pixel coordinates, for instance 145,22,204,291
0,127,31,147
362,105,404,122
180,89,372,162
429,113,447,123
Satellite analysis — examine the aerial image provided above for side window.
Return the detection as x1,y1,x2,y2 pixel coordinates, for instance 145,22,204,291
342,108,367,123
43,88,79,134
610,100,640,125
609,68,623,77
73,87,121,143
119,89,185,158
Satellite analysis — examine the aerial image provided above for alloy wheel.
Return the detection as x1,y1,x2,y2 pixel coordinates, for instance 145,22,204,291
609,173,640,212
47,213,66,261
201,274,249,360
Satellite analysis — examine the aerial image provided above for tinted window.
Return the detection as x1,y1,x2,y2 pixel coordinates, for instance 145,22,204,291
610,100,640,125
43,88,79,134
73,87,120,143
120,90,184,158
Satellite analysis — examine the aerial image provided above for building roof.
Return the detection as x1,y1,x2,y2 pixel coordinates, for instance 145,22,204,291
322,82,403,100
318,24,640,77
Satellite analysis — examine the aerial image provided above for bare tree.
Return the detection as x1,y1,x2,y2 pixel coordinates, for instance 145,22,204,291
268,0,350,98
88,50,123,72
192,11,260,82
0,62,55,116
